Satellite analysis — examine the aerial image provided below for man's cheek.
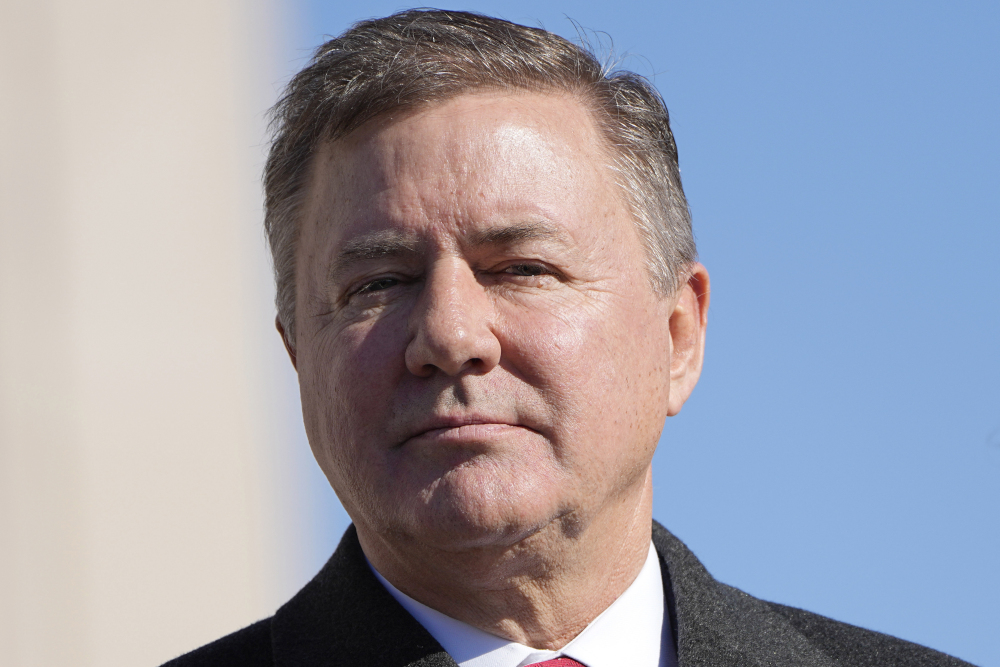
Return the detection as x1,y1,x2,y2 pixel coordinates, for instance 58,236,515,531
538,309,618,385
339,310,410,376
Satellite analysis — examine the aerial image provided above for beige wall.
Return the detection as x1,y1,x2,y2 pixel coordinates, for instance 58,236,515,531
0,1,293,664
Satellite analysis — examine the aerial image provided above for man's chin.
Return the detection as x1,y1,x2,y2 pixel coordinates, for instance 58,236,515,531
398,482,565,553
405,509,552,552
356,453,572,551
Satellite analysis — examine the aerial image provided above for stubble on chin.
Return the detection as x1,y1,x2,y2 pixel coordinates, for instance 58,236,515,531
383,447,568,552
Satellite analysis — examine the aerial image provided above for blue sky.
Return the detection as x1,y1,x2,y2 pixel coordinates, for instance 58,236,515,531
275,2,999,664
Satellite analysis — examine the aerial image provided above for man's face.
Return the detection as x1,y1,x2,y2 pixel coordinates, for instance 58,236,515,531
292,92,699,551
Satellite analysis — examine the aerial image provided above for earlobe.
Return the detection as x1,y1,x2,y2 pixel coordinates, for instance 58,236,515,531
276,317,298,371
666,263,710,416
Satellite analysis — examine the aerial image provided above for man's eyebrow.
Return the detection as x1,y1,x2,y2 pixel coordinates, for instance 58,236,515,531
327,223,568,284
467,222,570,247
327,231,420,283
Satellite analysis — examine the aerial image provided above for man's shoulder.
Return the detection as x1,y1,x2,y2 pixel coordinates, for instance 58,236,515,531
159,525,452,667
764,601,973,667
651,521,975,667
161,617,274,667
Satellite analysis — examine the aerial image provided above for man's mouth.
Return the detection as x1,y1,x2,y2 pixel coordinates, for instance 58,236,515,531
400,415,537,447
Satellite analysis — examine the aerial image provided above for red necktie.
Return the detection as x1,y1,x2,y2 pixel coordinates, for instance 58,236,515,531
526,659,587,667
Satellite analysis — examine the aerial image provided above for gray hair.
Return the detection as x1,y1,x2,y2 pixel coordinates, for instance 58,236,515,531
265,8,696,344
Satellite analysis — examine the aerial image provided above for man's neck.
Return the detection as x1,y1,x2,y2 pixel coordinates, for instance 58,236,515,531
357,476,654,649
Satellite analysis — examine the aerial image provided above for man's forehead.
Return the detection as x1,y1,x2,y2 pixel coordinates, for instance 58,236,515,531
306,94,608,214
307,167,575,248
296,89,633,284
311,91,605,180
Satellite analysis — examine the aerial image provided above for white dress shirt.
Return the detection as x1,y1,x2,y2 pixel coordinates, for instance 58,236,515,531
370,542,676,667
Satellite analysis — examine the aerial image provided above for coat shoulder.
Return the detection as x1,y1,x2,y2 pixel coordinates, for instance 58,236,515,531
766,602,977,667
651,521,976,667
160,617,274,667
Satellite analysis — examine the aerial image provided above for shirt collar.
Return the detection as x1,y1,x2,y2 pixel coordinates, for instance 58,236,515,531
370,541,673,667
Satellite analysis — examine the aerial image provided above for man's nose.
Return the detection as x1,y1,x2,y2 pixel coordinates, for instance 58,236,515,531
404,261,501,377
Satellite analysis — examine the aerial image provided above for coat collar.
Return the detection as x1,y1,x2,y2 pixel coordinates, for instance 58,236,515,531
271,524,455,667
652,522,837,667
272,523,835,667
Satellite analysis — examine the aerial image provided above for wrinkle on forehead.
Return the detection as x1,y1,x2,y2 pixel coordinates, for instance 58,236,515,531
326,93,602,192
300,91,627,271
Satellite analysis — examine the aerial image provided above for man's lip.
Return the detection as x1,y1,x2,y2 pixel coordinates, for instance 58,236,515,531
400,417,534,445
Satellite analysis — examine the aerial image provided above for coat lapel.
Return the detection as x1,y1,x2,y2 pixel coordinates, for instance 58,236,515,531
653,522,838,667
271,524,458,667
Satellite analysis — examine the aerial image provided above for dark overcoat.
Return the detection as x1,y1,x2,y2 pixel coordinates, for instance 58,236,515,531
163,522,974,667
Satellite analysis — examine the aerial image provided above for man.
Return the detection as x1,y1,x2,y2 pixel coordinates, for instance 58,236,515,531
166,9,972,667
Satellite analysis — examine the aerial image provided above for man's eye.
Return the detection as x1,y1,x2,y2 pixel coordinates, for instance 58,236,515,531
504,264,546,277
354,277,400,295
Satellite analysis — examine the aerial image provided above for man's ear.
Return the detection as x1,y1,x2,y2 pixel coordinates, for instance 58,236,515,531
276,317,298,371
667,263,710,416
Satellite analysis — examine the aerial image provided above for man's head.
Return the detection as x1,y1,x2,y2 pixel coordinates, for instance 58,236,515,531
265,9,696,345
265,9,708,559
